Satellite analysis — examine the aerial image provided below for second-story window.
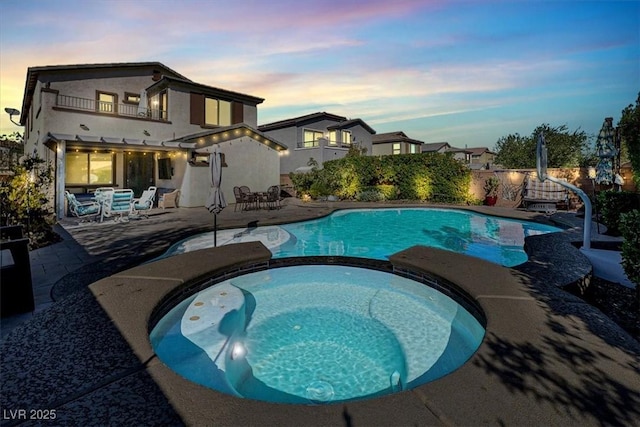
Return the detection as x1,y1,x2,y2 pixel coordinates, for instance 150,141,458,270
149,90,168,120
342,130,352,145
302,130,323,148
205,98,231,126
328,130,338,146
96,91,117,114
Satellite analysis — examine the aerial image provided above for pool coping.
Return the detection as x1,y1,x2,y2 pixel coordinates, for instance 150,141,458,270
86,236,640,426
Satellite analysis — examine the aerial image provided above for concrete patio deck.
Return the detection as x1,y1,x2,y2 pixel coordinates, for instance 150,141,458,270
1,199,639,426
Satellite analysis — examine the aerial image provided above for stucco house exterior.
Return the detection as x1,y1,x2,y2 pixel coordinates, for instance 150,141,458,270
468,147,497,168
258,112,375,181
17,62,286,218
422,142,472,163
371,131,423,155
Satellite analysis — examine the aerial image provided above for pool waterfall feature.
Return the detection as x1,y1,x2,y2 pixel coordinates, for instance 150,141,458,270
149,257,486,405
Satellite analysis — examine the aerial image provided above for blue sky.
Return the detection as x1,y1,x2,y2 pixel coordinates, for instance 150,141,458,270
0,0,637,148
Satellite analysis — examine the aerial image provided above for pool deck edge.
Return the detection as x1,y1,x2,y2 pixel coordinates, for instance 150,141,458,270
88,243,640,426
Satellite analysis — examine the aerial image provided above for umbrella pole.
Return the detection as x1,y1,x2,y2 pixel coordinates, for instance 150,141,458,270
214,214,217,247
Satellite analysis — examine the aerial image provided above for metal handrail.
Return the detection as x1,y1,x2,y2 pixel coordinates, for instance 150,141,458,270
56,94,167,121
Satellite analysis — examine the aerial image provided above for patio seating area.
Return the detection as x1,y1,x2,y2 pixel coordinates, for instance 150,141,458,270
233,185,282,211
1,200,638,426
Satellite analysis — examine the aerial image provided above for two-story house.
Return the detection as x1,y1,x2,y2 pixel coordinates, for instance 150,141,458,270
422,142,472,163
468,147,497,169
258,112,375,183
371,131,423,155
17,62,286,218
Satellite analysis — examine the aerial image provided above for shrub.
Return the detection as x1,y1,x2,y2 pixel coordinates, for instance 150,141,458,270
619,210,640,304
356,189,383,202
375,184,399,201
0,153,59,249
596,190,640,236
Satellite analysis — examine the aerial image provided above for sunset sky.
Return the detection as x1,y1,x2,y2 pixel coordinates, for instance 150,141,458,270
0,0,637,148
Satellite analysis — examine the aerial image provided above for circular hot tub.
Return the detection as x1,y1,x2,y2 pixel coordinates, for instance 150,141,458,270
150,265,485,404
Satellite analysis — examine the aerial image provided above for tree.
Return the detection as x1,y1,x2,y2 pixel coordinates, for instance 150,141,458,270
494,133,532,168
494,124,590,169
618,92,640,188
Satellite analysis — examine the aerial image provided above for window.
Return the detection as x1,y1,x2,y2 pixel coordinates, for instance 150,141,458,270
342,130,352,145
65,151,114,185
328,130,338,145
149,90,168,120
410,144,417,154
302,130,323,148
392,143,401,155
205,97,231,126
96,91,117,113
124,92,141,104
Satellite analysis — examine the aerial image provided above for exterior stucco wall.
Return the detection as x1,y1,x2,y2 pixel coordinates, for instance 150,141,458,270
179,137,280,208
265,119,374,175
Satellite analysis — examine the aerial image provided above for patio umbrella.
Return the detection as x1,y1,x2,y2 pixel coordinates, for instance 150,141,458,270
206,145,227,247
595,117,617,185
137,90,148,116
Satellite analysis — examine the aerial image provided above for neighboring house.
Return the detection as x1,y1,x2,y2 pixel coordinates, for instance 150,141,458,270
468,147,497,168
421,142,452,154
422,141,474,163
258,112,376,180
17,62,286,218
371,131,423,155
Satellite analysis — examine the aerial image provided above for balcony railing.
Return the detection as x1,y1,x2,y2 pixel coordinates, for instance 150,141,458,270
56,94,167,121
296,139,352,149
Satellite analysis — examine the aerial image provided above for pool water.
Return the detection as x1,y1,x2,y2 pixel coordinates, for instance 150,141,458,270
162,208,561,267
150,265,485,404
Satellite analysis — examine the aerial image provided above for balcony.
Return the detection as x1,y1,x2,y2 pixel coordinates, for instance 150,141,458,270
55,94,168,121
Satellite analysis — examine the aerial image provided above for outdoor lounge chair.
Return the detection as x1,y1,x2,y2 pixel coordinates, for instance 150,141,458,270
131,186,157,218
158,189,179,209
102,189,134,222
65,191,101,221
522,174,570,214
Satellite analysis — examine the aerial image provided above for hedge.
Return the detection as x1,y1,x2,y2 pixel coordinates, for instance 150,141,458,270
291,153,472,202
596,190,640,236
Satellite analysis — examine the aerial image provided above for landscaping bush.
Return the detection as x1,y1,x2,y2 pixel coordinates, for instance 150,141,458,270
619,209,640,305
320,153,472,202
596,190,640,235
0,153,59,249
356,188,383,202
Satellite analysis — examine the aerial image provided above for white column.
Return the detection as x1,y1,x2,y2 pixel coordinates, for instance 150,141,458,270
56,140,66,219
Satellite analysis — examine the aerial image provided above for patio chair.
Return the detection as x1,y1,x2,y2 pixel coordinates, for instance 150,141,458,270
102,189,134,222
65,191,101,221
233,186,257,211
265,185,282,209
131,186,157,218
240,186,259,211
158,189,179,209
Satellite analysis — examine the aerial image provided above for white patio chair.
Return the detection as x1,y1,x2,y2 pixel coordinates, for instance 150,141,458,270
65,191,101,222
102,189,134,222
131,186,157,218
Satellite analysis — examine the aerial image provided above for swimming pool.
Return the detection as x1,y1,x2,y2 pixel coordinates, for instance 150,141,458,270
150,265,485,404
162,208,561,267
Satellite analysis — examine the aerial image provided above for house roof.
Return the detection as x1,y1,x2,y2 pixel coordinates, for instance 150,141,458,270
327,118,376,134
19,62,189,125
372,131,423,145
173,123,287,151
148,76,264,105
258,111,375,134
467,147,496,156
421,142,451,152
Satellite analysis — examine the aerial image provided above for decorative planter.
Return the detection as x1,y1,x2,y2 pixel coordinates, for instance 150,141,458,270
484,196,498,206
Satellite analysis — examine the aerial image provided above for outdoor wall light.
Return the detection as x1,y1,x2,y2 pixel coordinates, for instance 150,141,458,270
80,124,90,131
4,107,20,126
588,167,596,180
